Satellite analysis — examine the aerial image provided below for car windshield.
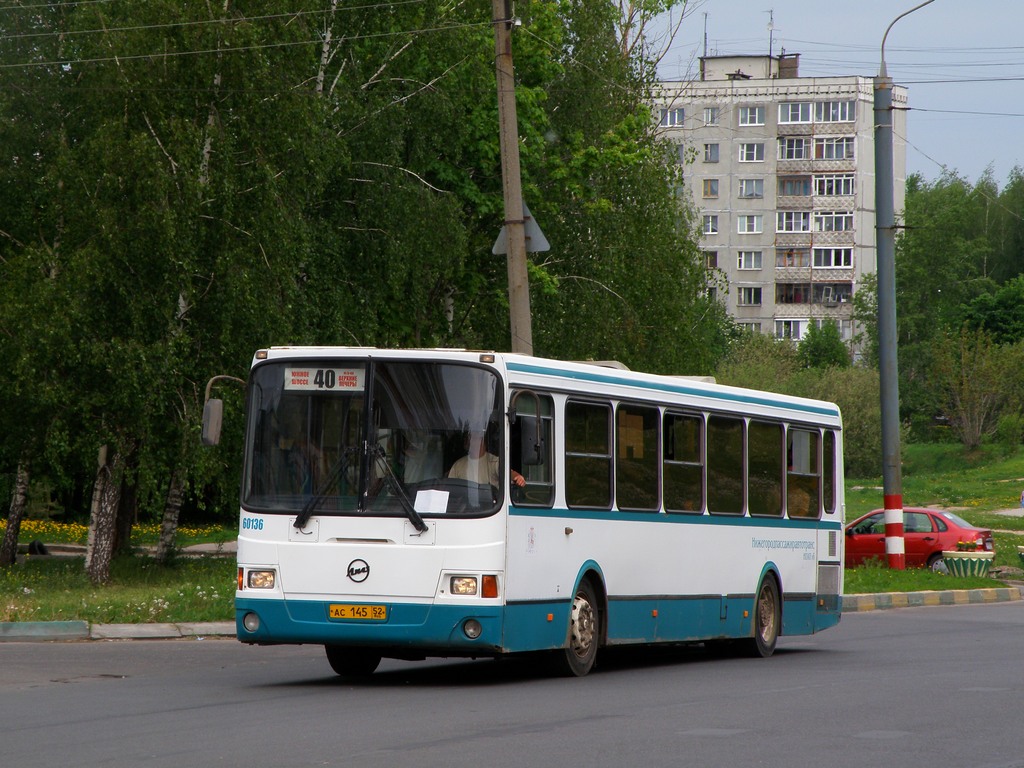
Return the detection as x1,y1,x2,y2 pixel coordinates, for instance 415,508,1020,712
242,358,503,519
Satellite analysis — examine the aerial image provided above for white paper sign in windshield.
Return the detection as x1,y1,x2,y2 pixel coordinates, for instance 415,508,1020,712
284,366,366,392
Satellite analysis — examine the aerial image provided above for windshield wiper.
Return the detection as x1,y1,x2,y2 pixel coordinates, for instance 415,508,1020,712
293,447,357,530
369,444,428,533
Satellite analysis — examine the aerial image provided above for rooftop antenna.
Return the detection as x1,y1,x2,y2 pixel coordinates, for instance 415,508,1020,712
703,12,708,59
766,9,774,59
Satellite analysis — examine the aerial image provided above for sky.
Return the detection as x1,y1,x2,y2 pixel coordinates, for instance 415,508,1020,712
652,0,1024,186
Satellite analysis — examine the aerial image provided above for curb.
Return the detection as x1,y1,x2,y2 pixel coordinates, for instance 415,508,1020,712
0,621,235,642
842,586,1024,612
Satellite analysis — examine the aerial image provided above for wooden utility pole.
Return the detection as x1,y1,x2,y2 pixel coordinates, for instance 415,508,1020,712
492,0,533,354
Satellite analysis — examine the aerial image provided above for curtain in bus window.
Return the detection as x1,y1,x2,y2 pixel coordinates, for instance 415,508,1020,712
707,415,743,514
787,428,821,518
748,421,783,516
616,405,659,511
663,413,704,513
565,401,612,509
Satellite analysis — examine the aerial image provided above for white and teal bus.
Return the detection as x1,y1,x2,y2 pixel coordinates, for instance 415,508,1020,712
224,347,843,677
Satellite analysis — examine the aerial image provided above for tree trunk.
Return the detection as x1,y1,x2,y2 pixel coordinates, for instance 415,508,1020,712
85,446,123,585
0,462,29,567
156,468,186,564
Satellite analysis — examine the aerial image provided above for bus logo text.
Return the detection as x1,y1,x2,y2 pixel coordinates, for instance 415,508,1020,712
347,559,370,583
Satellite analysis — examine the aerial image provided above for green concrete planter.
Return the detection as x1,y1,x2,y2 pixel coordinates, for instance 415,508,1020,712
942,550,994,578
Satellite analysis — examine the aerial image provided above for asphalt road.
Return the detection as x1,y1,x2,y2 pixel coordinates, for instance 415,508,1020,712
4,601,1024,768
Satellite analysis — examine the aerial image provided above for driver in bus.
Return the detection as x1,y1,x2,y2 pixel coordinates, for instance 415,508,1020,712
448,431,526,489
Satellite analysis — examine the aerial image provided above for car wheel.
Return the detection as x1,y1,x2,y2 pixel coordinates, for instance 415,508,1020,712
927,553,948,574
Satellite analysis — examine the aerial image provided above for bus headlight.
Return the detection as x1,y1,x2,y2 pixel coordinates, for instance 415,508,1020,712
450,576,478,595
247,570,277,589
242,612,261,633
463,619,483,639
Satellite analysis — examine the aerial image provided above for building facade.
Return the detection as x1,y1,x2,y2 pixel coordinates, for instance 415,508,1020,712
655,54,907,350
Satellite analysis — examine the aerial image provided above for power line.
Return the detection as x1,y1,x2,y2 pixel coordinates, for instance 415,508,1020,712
0,20,489,70
0,0,429,41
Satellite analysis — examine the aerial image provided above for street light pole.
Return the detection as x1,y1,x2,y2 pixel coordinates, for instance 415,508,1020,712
874,0,934,570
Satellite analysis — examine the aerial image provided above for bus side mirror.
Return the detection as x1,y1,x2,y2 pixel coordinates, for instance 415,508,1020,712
202,399,224,446
517,414,545,467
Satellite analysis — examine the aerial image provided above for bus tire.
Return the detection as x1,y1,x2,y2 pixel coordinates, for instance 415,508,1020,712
556,579,600,677
325,645,381,677
744,575,780,658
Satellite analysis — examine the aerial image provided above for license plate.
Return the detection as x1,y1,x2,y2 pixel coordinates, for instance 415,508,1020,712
328,604,387,621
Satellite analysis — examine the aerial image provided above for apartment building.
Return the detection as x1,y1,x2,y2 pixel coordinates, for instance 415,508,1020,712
655,54,907,349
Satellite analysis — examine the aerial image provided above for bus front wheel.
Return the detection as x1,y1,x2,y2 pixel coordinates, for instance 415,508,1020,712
556,579,600,677
325,645,381,677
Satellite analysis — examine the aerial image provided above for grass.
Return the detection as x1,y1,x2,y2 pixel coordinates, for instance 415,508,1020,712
3,442,1024,624
1,520,238,624
1,554,235,624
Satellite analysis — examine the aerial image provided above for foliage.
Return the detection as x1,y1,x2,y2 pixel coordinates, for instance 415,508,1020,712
0,1,725,543
928,328,1016,449
714,333,881,476
797,319,850,370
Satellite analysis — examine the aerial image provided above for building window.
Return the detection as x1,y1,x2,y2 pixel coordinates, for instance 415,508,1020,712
738,321,762,333
702,215,719,235
778,102,812,124
738,105,766,126
814,136,855,160
739,143,765,162
737,250,763,270
704,143,720,163
660,107,684,127
704,250,718,269
776,248,811,267
814,211,854,232
777,284,810,304
702,178,720,198
814,284,852,304
703,107,719,125
737,214,763,234
813,247,854,268
815,174,855,196
816,100,855,122
778,176,812,196
776,211,811,233
739,178,764,198
778,137,810,161
776,319,805,340
738,287,762,306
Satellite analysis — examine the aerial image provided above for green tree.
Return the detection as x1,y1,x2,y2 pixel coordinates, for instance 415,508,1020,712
798,320,850,370
929,328,1013,450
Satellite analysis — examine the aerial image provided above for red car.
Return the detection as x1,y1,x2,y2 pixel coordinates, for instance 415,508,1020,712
845,507,994,570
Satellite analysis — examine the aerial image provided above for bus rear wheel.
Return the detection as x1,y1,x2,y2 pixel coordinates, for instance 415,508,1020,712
744,576,780,658
556,580,600,677
325,645,381,677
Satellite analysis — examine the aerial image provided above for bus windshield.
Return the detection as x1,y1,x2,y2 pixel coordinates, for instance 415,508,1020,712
242,358,503,519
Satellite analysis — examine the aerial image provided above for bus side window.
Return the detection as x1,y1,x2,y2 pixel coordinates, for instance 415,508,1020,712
565,400,612,509
664,412,704,513
510,392,554,506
